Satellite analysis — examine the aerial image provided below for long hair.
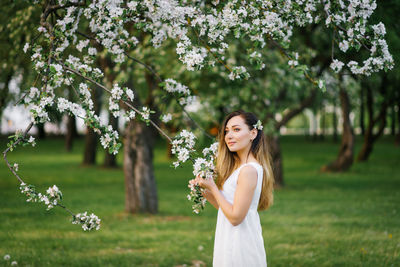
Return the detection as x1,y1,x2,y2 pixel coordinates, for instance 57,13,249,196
215,110,274,210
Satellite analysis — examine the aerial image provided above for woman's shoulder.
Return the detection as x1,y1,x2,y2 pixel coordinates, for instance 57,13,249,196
238,162,262,176
244,161,262,169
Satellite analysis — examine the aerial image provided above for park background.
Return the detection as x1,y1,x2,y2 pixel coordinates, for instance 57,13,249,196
1,0,400,266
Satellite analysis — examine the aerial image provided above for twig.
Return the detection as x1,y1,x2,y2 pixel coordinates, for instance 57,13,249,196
2,122,34,184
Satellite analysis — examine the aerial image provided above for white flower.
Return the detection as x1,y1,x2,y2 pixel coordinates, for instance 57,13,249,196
11,261,17,266
4,254,10,260
13,163,18,172
29,87,39,98
37,26,46,32
88,47,97,55
28,136,36,147
330,59,345,73
125,88,134,101
23,43,30,53
253,120,263,130
318,80,324,89
72,212,101,231
141,107,151,121
339,40,349,52
76,40,89,52
161,113,172,123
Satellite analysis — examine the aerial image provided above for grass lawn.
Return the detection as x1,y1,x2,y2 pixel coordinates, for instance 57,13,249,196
0,135,399,266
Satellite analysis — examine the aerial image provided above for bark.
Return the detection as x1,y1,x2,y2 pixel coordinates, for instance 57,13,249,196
321,104,326,140
103,113,118,167
83,87,101,165
123,119,158,213
65,89,78,152
267,135,284,187
321,86,354,172
396,98,400,145
332,97,338,142
37,123,46,139
391,104,395,136
360,86,365,136
83,127,97,165
65,114,77,152
0,72,12,133
123,68,159,214
98,54,118,167
356,76,388,161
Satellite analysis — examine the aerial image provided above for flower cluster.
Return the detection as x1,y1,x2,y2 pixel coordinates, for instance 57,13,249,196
19,183,62,210
161,113,172,123
171,130,197,168
72,212,101,231
228,66,250,81
162,79,196,106
253,120,263,131
188,142,219,214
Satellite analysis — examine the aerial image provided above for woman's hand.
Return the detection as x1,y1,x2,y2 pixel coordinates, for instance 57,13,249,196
195,174,217,191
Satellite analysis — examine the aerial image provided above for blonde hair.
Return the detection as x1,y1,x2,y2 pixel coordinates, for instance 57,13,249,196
215,110,274,210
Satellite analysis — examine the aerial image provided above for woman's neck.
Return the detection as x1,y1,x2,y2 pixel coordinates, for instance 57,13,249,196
236,147,256,165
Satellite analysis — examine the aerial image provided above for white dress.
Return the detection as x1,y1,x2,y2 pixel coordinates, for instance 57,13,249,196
213,162,267,267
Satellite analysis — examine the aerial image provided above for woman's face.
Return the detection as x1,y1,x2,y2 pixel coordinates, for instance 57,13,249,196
224,115,256,152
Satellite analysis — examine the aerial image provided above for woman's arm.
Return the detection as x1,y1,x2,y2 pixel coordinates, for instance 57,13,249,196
198,165,258,226
203,189,219,209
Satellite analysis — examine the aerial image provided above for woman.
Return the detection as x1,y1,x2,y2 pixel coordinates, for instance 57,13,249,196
193,110,274,267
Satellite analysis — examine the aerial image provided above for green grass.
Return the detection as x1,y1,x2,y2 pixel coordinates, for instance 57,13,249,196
0,135,399,266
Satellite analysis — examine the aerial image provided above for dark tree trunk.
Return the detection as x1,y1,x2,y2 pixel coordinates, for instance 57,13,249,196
123,119,158,213
396,99,400,145
321,105,326,140
0,72,12,133
65,89,78,152
357,76,388,161
321,86,354,172
83,127,97,165
37,123,46,139
267,135,283,187
360,86,365,136
83,87,101,165
332,97,338,142
122,67,160,214
65,115,77,152
391,104,395,136
103,113,118,167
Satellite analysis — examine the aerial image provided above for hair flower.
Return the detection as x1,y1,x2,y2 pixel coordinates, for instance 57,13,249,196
253,120,263,130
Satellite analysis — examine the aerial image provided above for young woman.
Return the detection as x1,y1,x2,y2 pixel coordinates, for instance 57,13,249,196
193,110,274,267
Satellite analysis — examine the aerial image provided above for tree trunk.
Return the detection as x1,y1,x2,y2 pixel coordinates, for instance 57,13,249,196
391,103,395,136
267,135,284,187
332,97,338,142
360,85,365,136
37,123,46,139
396,99,400,145
356,76,388,161
83,87,101,165
321,86,354,172
103,113,118,167
123,120,158,213
65,88,78,152
65,115,77,152
83,127,97,164
321,104,326,140
0,72,12,133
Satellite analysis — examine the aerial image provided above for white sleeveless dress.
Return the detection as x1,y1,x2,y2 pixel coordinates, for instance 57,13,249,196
213,162,267,267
